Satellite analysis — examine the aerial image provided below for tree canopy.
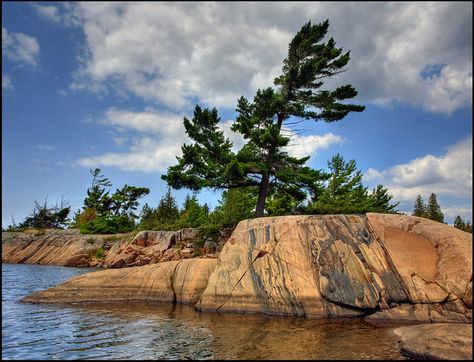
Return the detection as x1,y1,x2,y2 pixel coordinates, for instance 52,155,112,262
162,19,365,217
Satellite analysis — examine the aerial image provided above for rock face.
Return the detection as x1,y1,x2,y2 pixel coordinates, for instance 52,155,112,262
103,228,200,268
195,214,472,323
394,323,473,360
19,214,472,324
2,229,105,267
2,228,206,268
22,258,217,304
365,213,472,323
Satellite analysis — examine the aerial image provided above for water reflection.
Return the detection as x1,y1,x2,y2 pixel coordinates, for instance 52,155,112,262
3,264,407,360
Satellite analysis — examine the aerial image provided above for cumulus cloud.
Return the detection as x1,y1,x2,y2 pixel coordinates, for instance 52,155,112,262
78,136,184,172
363,136,472,219
77,107,345,171
60,2,471,114
283,132,346,159
2,27,40,67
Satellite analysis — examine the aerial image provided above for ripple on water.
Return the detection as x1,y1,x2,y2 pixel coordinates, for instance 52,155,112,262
2,263,407,360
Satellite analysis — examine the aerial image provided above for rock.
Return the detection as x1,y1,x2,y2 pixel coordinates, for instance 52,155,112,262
103,229,200,268
203,239,217,254
195,214,472,322
393,323,472,360
17,214,473,325
365,302,471,324
2,230,109,267
22,258,217,304
367,213,472,307
196,214,402,317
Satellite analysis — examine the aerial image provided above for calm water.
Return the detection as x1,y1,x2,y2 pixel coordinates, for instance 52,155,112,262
2,263,407,360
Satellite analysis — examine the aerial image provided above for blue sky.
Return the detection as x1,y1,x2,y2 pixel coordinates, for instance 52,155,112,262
2,2,472,227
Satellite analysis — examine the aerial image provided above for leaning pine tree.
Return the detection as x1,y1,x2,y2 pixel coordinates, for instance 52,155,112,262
162,20,365,217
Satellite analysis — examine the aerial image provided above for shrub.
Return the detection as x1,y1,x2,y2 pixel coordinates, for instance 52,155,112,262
94,247,105,259
80,215,135,234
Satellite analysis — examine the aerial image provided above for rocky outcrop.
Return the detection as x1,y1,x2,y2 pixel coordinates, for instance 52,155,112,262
20,214,472,325
394,323,472,360
195,214,472,323
22,258,217,304
2,228,210,268
365,213,472,323
2,229,107,266
103,228,201,268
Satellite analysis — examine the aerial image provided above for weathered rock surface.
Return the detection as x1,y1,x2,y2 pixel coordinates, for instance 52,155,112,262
366,213,472,323
22,258,217,304
19,214,472,325
2,229,107,266
2,228,206,268
103,228,200,268
195,214,472,322
394,323,472,360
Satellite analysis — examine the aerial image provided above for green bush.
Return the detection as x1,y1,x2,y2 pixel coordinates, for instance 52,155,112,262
80,215,135,234
94,247,105,259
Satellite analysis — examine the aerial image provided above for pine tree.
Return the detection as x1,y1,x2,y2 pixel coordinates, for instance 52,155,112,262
83,168,112,215
211,187,256,228
426,193,444,223
454,215,466,230
162,20,364,217
157,187,180,223
412,195,427,218
368,184,399,213
178,194,207,228
307,154,372,214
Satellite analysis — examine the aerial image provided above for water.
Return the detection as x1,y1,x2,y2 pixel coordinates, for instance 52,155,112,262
2,263,407,360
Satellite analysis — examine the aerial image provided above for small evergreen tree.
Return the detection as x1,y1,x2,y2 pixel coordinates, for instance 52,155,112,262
412,195,427,218
453,215,472,233
211,188,256,228
178,194,208,228
307,154,372,214
368,184,399,213
83,168,112,215
19,196,71,229
426,193,444,223
157,187,180,224
454,215,466,230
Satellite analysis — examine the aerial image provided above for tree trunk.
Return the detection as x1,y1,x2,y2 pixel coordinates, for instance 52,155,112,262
254,173,270,218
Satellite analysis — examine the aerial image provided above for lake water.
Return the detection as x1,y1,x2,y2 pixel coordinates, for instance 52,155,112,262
2,263,407,360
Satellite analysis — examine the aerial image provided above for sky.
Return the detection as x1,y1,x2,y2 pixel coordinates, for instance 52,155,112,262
2,1,472,227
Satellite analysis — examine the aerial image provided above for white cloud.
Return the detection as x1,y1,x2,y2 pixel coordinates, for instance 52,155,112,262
99,107,185,137
78,136,184,172
218,120,246,153
363,136,472,219
61,2,471,114
283,132,346,159
77,106,346,172
2,27,40,67
2,74,12,89
32,4,61,24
